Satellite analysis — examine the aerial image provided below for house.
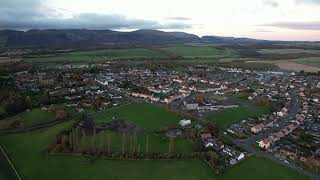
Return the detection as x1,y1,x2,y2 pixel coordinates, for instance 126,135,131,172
237,153,245,161
179,119,191,127
251,124,265,134
277,111,284,117
259,138,271,149
185,102,199,110
200,133,213,140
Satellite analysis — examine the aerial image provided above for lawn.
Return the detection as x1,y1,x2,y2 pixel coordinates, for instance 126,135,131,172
219,156,309,180
0,122,309,180
0,108,55,130
207,107,270,129
95,103,182,131
25,48,168,63
161,45,239,58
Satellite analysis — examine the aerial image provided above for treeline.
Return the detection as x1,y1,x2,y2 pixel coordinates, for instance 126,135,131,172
48,128,197,160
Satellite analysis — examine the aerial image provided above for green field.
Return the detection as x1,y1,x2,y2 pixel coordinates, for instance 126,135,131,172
207,107,270,129
0,122,213,180
161,45,239,58
0,109,55,130
291,57,320,68
25,48,168,63
95,103,182,131
0,121,308,180
258,49,320,55
219,156,309,180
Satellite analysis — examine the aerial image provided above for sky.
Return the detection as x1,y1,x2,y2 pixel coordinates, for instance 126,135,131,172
0,0,320,41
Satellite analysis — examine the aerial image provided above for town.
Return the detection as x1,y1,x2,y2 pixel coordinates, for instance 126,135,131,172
1,58,319,179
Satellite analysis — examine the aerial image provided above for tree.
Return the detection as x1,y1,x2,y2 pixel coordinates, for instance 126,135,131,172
145,135,149,154
107,133,111,155
55,110,68,121
92,128,96,152
40,91,50,105
168,137,175,154
25,96,32,110
121,133,126,154
196,95,204,103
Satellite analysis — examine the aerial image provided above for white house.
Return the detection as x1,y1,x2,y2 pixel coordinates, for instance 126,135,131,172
179,119,192,127
237,153,245,161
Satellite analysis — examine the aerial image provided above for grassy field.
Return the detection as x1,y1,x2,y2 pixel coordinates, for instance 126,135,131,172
206,107,270,129
25,48,168,63
0,109,55,130
0,122,213,180
95,103,182,131
219,156,309,180
161,45,239,58
0,122,308,180
291,57,320,68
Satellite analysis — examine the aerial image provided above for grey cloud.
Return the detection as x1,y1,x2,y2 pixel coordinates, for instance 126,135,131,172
262,0,279,7
294,0,320,4
252,28,273,32
0,0,191,30
165,17,191,21
262,21,320,30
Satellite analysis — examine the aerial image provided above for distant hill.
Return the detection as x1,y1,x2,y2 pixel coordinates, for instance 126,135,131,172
201,35,269,44
0,29,311,49
0,29,202,48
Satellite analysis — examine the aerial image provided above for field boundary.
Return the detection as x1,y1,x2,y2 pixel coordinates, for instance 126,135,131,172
0,120,65,136
0,145,22,180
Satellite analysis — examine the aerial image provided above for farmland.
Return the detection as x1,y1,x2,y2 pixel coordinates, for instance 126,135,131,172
161,45,239,58
246,60,320,72
291,57,320,68
258,49,320,55
23,45,244,64
25,48,168,63
0,122,308,180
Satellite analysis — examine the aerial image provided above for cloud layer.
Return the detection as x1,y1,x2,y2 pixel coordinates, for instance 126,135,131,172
0,0,191,30
262,0,279,7
295,0,320,4
263,21,320,30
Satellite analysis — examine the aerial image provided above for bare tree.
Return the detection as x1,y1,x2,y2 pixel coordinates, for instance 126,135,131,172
145,135,149,154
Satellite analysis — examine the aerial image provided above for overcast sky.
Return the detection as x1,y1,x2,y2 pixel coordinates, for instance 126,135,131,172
1,0,320,41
